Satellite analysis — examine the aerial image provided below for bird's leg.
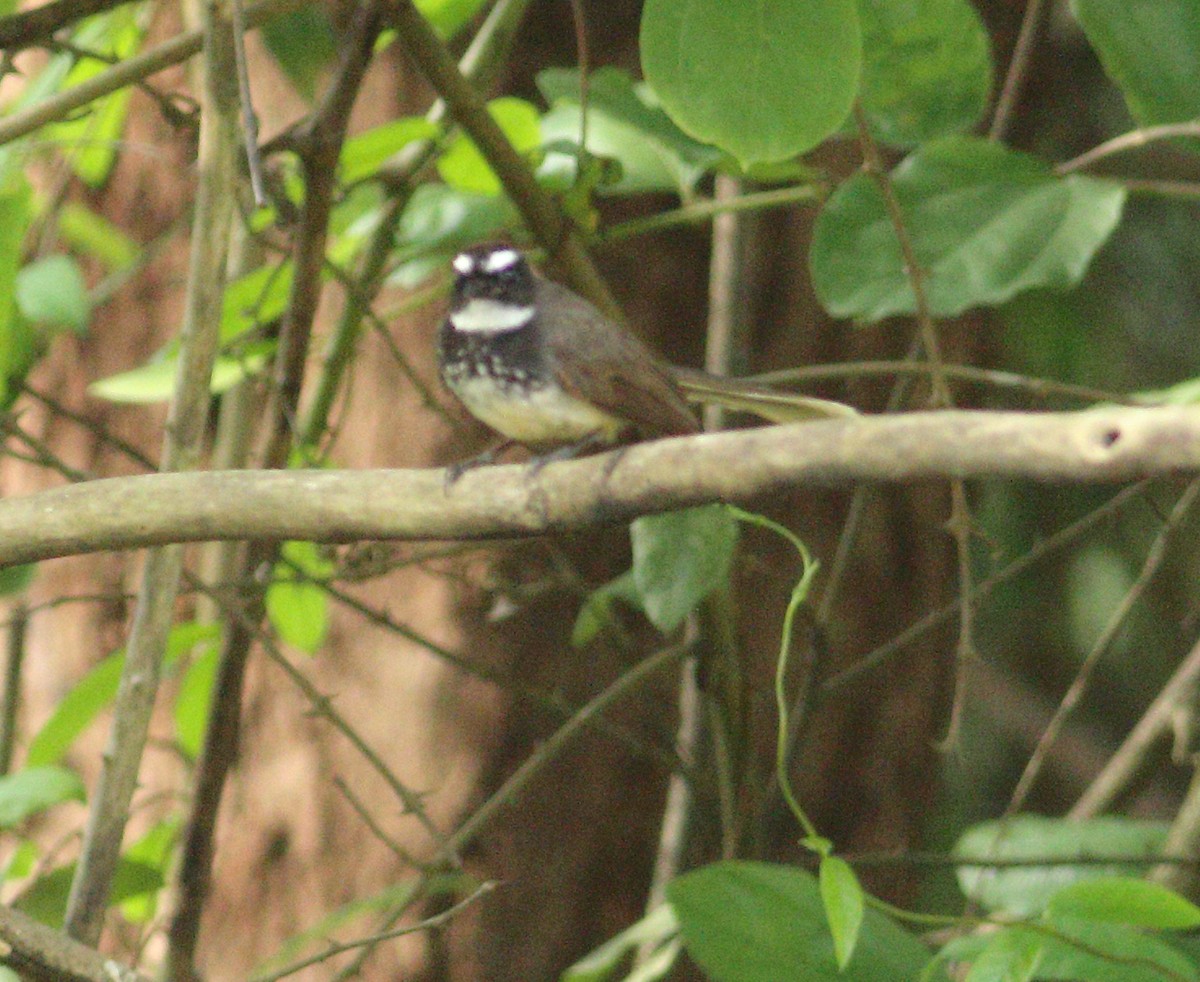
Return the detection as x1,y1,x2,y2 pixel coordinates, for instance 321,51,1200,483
444,440,517,488
527,433,611,475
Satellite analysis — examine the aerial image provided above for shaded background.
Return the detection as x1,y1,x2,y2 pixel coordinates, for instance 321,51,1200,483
6,0,1200,978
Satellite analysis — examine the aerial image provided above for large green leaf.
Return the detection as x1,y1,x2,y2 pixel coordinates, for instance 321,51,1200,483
24,653,123,767
537,67,723,196
631,505,738,634
415,0,488,39
810,137,1126,321
339,117,439,184
640,0,861,166
858,0,992,146
15,858,162,928
1073,0,1200,127
668,862,930,982
955,815,1171,917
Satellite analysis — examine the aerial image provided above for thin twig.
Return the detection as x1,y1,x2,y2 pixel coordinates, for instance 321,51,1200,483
1007,477,1200,816
0,602,27,775
823,481,1152,693
229,0,266,206
249,881,496,982
988,0,1047,141
1071,631,1200,818
63,0,240,943
0,0,306,148
1058,120,1200,175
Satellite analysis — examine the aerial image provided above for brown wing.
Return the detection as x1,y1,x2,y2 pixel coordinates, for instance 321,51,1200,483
536,278,699,439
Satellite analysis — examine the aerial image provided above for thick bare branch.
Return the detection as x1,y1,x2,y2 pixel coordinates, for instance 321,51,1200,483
0,408,1198,567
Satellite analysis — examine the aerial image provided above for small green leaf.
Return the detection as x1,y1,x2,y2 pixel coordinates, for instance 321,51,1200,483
0,159,34,407
640,0,861,166
415,0,488,38
631,505,738,634
340,117,439,184
174,645,220,759
56,201,139,271
857,0,992,146
260,3,338,100
437,97,541,195
0,766,85,828
572,571,643,648
25,653,123,767
819,856,865,970
667,861,929,981
267,541,334,653
1047,877,1200,930
0,563,35,596
49,7,142,186
955,815,1171,917
811,137,1126,321
16,255,90,334
119,818,178,923
1073,0,1200,129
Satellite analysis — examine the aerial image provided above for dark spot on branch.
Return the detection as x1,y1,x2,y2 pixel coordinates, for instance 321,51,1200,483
1099,427,1121,448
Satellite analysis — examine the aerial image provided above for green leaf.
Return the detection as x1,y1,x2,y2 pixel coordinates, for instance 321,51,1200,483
810,137,1126,321
267,541,334,653
340,117,440,184
174,645,220,759
572,570,642,648
25,653,123,767
0,563,35,596
819,856,865,970
119,817,178,923
1037,913,1200,982
0,766,84,828
537,67,723,196
1073,0,1200,128
961,928,1043,982
16,255,90,334
56,200,139,271
260,3,337,100
667,861,930,982
415,0,488,39
50,7,142,186
640,0,861,166
1046,877,1200,930
221,261,295,343
88,350,272,403
631,505,738,634
955,815,1171,917
563,904,680,981
857,0,992,146
16,857,162,929
76,203,136,266
437,97,541,195
392,183,517,284
0,160,34,408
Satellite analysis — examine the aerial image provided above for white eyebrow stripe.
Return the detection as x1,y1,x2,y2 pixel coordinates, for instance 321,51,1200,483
452,252,476,275
482,248,521,273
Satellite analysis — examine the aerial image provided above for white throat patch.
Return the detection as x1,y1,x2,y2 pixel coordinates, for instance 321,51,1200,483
449,298,535,333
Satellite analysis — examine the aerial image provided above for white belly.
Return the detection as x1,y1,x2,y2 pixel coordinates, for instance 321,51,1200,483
451,375,626,446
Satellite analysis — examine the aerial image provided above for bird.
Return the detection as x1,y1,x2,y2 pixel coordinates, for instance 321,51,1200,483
437,243,855,470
